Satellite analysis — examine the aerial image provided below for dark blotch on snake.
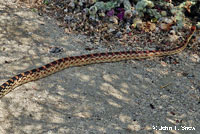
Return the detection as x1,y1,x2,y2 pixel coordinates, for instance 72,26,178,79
52,61,58,65
107,52,114,55
69,57,75,60
2,83,8,87
93,53,100,57
7,79,14,84
85,54,92,58
39,67,45,70
31,69,37,73
45,64,51,68
24,71,31,75
100,53,106,56
17,74,23,78
58,59,63,63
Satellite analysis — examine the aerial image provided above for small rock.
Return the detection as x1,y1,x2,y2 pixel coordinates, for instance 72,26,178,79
109,16,118,25
115,31,122,38
50,47,63,53
161,11,167,16
190,54,200,62
132,18,143,29
64,8,68,13
124,10,132,19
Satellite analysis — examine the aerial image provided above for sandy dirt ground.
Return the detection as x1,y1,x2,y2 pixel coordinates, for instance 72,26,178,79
0,0,199,134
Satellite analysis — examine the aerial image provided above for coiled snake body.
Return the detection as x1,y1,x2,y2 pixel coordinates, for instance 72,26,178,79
0,26,196,98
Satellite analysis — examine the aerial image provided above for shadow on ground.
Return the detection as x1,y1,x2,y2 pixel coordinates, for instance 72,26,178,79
0,1,199,134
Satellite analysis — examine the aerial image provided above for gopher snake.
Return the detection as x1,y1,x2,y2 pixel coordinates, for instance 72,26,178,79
0,26,196,98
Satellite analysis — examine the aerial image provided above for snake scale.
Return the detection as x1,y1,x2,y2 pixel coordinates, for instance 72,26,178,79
0,26,196,98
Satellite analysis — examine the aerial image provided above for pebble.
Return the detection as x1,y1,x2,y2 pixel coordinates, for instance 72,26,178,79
49,47,63,53
109,16,118,25
190,54,200,62
115,31,122,38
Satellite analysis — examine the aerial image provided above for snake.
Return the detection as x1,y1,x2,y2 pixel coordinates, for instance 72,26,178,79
0,26,196,98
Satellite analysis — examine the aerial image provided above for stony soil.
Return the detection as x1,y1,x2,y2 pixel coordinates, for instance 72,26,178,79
0,0,199,134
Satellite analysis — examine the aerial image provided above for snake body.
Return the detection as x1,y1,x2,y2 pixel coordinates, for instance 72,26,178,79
0,26,196,98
